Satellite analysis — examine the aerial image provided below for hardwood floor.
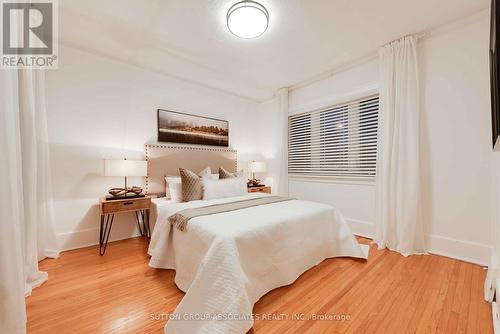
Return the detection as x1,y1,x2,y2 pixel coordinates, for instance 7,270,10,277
27,237,493,334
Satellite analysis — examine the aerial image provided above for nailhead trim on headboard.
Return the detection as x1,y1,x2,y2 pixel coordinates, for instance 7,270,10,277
144,143,238,195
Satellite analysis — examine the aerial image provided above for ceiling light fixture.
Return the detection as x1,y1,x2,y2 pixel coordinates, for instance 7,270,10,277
226,1,269,39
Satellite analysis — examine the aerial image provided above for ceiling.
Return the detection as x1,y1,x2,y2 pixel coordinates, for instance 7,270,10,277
59,0,490,101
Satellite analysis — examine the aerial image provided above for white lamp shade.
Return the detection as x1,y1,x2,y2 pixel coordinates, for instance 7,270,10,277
249,161,267,173
104,160,147,177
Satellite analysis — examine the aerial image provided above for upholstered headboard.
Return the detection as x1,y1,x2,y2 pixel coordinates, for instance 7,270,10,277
144,143,237,196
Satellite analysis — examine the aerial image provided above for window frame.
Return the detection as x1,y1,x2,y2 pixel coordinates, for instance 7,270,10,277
288,91,379,184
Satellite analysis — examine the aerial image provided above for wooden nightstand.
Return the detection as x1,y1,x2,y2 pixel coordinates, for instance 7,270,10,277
248,186,271,194
99,196,151,255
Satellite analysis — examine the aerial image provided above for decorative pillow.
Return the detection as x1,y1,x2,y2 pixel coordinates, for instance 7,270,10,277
180,168,203,202
203,178,248,200
165,176,182,202
198,167,220,180
165,167,212,201
198,166,212,178
219,167,243,179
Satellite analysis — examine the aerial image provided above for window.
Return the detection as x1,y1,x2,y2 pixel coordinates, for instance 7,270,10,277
288,94,379,180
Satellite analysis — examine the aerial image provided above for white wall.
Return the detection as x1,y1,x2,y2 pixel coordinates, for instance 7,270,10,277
284,13,493,265
46,45,260,251
418,15,492,264
492,154,500,269
257,96,281,190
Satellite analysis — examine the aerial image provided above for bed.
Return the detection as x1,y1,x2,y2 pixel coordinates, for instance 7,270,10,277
145,144,369,334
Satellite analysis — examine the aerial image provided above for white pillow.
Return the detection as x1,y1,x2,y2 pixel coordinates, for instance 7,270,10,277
165,176,182,202
205,173,219,180
165,167,214,202
198,167,219,180
198,166,212,178
203,178,247,200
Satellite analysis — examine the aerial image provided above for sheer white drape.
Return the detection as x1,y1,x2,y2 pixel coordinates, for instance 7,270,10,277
0,70,27,334
374,35,426,256
275,87,289,196
18,70,60,295
0,69,59,334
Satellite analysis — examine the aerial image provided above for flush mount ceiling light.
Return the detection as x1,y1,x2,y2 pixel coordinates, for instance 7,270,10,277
226,1,269,39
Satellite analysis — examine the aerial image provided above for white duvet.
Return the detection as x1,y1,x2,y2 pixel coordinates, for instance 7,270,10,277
148,193,368,334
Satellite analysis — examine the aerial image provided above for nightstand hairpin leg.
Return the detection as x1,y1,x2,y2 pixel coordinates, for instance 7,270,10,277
134,209,151,242
99,214,114,256
145,209,151,242
135,211,144,236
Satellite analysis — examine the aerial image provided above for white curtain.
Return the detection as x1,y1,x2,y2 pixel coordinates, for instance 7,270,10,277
18,70,60,294
275,87,289,196
0,70,27,334
374,35,426,256
0,69,59,334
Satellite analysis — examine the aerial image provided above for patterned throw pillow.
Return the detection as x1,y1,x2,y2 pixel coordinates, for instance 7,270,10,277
179,168,203,202
219,167,235,179
219,167,243,179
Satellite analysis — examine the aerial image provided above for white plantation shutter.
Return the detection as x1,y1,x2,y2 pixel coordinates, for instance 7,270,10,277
288,95,379,180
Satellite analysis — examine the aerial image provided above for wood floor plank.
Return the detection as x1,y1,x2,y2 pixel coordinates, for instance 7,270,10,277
26,237,493,334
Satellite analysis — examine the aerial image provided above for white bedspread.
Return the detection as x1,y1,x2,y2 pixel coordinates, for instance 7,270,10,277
148,193,368,334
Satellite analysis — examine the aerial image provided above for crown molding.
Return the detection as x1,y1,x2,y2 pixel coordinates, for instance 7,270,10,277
58,7,274,102
288,7,490,93
419,7,490,42
60,40,272,104
57,5,490,103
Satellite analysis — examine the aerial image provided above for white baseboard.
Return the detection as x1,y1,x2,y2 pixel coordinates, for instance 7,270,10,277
426,234,491,266
345,218,491,266
57,227,141,252
345,218,373,239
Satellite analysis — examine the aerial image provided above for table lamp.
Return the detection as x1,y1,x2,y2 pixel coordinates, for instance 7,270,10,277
248,161,267,187
104,159,148,199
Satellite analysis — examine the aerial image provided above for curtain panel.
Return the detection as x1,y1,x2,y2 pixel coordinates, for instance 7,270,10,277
0,69,28,334
374,35,426,256
0,69,59,334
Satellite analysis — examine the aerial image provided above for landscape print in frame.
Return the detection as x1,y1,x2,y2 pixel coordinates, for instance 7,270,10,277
157,109,229,147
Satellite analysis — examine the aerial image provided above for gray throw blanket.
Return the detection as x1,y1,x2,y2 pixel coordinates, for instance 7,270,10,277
169,196,293,231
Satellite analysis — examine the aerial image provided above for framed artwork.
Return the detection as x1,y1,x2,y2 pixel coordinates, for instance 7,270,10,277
157,109,229,147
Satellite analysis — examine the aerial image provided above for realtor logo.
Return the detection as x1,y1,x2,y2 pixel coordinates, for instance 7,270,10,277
1,0,58,69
